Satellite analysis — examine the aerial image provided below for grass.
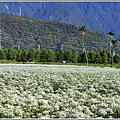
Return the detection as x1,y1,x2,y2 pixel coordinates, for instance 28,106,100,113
0,60,120,68
35,62,120,68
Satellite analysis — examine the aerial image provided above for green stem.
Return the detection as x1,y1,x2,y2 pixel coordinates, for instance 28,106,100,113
109,38,112,64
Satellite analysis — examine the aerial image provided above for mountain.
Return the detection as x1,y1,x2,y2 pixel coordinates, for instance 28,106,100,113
0,2,120,39
1,13,117,54
117,38,120,41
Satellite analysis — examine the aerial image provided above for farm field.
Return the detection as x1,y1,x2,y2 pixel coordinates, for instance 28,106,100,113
0,64,120,118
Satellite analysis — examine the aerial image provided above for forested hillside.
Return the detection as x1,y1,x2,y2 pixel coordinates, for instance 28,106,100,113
0,2,120,38
0,14,120,54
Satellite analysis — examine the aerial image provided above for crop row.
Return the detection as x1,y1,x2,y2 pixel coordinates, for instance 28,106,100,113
0,64,120,118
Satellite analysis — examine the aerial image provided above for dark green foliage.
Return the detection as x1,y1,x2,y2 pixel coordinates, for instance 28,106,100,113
56,50,65,62
0,49,6,60
112,106,120,118
27,48,36,61
72,52,78,63
40,49,48,62
108,31,114,36
111,40,118,48
79,50,89,63
89,50,97,63
0,48,120,64
7,48,17,60
100,49,109,64
35,50,41,62
79,26,87,34
1,14,120,54
21,50,28,62
114,54,120,63
64,50,73,62
47,49,56,62
95,52,102,64
16,50,22,62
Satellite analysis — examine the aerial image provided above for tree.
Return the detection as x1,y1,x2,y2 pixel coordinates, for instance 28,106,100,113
16,50,22,62
40,49,48,62
21,50,28,62
107,31,114,64
56,50,65,62
27,48,36,61
64,50,73,63
7,48,17,60
89,50,97,63
111,39,118,64
111,40,118,49
47,49,56,62
35,50,41,62
80,50,89,63
72,52,78,63
114,54,120,63
78,54,82,63
95,52,102,64
101,49,108,64
79,26,88,65
0,49,6,60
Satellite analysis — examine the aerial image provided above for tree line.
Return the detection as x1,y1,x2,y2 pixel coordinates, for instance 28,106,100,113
0,48,120,64
79,26,119,65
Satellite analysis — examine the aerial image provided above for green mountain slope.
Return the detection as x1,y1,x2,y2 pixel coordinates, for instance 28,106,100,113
0,14,119,53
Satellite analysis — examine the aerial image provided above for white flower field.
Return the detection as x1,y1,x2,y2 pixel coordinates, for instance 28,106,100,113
0,64,120,118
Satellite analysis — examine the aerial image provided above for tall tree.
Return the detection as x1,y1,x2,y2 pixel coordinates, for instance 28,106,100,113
89,50,97,63
7,48,17,60
16,49,22,62
80,50,89,63
64,50,73,63
95,52,102,64
56,50,64,62
101,49,108,64
72,52,78,63
21,50,28,62
27,48,36,61
111,39,118,64
107,31,114,64
35,50,41,62
0,49,6,60
114,54,120,63
79,26,88,65
47,49,56,62
40,49,48,62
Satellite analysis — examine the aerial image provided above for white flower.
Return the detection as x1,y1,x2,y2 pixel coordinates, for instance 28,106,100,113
40,115,50,119
59,111,66,118
98,109,107,117
0,64,120,118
